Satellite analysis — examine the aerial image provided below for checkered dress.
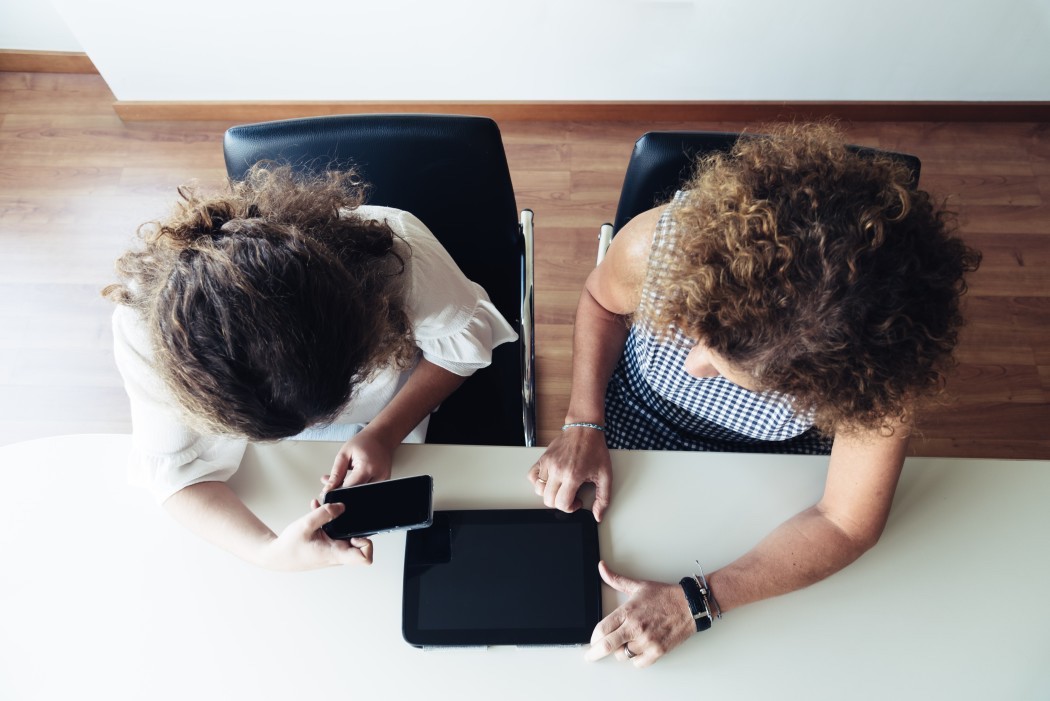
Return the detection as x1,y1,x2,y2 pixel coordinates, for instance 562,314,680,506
603,194,832,454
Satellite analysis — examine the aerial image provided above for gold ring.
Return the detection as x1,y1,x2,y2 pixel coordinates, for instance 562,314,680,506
536,477,547,485
623,643,636,659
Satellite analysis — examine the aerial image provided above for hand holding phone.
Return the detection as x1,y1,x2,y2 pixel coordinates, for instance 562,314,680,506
258,500,374,571
321,475,434,540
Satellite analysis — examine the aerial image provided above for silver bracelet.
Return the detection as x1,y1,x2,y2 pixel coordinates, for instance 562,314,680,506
561,421,606,432
694,560,722,620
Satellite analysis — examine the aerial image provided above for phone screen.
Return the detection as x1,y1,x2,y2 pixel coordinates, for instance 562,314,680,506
321,475,434,539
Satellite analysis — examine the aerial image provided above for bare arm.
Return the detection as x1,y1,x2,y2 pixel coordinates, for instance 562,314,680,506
163,480,373,571
562,209,660,424
360,358,465,452
325,358,466,490
709,428,907,611
528,207,661,521
587,427,908,666
164,360,464,569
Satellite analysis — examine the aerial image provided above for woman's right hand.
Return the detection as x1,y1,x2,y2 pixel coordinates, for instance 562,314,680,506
261,500,374,572
528,426,613,521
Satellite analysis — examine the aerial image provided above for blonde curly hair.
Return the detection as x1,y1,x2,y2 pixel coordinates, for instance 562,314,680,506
641,123,981,434
103,164,416,440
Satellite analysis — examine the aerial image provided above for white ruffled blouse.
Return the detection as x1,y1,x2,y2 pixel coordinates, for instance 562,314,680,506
113,206,518,502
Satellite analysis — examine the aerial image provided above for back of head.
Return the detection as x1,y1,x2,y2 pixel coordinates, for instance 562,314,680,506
648,123,982,433
104,165,414,440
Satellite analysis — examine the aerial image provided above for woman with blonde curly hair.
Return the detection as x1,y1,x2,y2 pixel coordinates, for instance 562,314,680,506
528,124,980,666
106,165,516,571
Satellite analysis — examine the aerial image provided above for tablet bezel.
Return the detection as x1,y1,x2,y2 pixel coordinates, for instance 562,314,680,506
402,508,602,648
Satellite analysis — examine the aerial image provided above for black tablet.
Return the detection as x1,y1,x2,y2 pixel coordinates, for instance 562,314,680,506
402,508,602,648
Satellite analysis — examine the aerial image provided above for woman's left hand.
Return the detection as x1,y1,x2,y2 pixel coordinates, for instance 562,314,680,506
585,560,696,668
320,430,395,495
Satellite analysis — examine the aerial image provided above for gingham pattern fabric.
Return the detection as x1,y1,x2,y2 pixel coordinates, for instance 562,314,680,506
603,193,832,454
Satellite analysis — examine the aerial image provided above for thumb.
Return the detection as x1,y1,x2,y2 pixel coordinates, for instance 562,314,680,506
598,560,641,595
303,501,345,534
326,451,352,492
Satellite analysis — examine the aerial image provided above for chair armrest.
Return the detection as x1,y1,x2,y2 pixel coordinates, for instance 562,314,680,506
596,223,614,265
520,209,537,447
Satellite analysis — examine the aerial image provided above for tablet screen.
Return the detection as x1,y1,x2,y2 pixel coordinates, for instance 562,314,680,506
402,509,602,647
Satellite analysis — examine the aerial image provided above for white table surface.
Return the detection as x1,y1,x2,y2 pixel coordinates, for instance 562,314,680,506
1,434,1048,700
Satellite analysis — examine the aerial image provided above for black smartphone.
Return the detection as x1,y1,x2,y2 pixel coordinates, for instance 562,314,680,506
321,475,434,539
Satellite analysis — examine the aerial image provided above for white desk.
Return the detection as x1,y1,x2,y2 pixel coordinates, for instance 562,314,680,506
1,435,1048,700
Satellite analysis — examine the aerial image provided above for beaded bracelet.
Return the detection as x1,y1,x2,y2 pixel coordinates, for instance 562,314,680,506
561,422,606,432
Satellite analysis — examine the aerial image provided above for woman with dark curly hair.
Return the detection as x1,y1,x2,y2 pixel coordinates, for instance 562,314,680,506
106,165,516,571
528,124,981,666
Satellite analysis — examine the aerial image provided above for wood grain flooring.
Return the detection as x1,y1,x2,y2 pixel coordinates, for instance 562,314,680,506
2,72,1047,457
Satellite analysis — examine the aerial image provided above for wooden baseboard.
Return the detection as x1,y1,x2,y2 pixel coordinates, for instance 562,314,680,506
0,49,97,74
112,100,1050,123
0,58,1042,122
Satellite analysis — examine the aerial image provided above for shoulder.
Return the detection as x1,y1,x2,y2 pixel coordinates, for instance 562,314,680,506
587,205,663,315
614,206,663,259
112,304,152,366
111,304,177,402
351,206,446,270
353,205,434,242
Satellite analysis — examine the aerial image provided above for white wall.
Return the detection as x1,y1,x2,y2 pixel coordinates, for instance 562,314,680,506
0,0,81,51
12,0,1050,101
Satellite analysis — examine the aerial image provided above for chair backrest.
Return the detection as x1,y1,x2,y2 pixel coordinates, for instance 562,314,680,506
223,114,527,446
612,131,922,232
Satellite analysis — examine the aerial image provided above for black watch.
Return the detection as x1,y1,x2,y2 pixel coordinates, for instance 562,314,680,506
679,576,713,632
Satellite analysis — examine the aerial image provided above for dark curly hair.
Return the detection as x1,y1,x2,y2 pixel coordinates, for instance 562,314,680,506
103,164,416,440
642,123,981,434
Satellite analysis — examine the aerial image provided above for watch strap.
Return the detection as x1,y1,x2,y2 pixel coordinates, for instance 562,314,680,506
679,576,713,632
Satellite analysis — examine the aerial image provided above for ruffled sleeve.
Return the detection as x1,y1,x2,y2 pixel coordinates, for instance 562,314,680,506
112,306,247,503
378,208,518,376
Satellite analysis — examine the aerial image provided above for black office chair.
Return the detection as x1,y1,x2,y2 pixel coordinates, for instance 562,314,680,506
223,114,535,447
597,131,922,262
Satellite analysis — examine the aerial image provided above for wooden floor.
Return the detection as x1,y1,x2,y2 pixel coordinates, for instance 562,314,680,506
2,71,1048,458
